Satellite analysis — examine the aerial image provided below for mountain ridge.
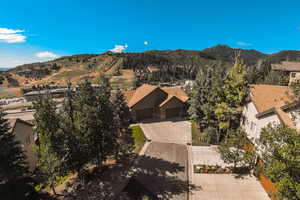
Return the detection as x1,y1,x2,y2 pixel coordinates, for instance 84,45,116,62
1,44,300,89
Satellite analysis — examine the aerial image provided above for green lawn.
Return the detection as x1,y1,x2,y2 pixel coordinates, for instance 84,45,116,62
130,125,146,153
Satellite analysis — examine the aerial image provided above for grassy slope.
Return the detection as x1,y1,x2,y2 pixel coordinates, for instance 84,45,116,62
130,125,146,153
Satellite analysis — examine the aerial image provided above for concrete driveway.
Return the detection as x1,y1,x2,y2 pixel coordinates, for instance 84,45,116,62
191,174,270,200
140,120,191,145
134,142,189,200
189,146,270,200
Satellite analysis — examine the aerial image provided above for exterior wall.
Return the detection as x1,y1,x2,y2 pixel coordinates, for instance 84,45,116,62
242,102,260,141
13,121,36,170
242,102,280,142
131,88,167,120
160,97,184,120
289,71,300,84
287,108,300,129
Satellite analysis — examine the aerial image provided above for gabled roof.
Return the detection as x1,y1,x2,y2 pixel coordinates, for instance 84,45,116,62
162,87,189,103
123,84,189,108
8,118,33,133
272,61,300,72
127,84,160,108
159,95,182,107
250,84,295,113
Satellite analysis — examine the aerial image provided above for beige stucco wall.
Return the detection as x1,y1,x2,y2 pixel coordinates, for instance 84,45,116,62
242,102,280,142
13,122,36,170
287,108,300,129
242,102,260,141
289,72,300,84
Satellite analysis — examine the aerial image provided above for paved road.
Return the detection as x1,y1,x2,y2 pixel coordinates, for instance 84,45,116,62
140,120,191,145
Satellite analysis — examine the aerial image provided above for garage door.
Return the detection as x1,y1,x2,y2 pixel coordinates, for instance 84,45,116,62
166,107,181,119
136,108,153,121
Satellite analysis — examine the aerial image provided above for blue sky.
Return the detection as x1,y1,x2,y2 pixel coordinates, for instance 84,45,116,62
1,0,300,67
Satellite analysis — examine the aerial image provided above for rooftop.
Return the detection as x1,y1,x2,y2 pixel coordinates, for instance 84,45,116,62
272,61,300,72
250,84,295,113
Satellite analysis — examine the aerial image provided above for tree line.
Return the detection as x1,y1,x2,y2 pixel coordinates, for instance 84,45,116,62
0,75,134,199
189,56,300,200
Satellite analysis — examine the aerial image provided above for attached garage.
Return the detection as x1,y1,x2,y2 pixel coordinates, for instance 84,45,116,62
165,107,181,119
136,108,154,121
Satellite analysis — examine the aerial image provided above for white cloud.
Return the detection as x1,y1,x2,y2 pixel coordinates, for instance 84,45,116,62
144,41,149,45
36,51,59,59
0,28,26,43
110,44,128,53
236,41,252,47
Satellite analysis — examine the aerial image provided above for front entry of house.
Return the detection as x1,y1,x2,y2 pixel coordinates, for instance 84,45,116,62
165,107,181,119
136,108,154,121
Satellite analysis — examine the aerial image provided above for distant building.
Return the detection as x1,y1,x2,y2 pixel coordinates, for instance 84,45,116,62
24,88,70,101
8,119,36,171
272,61,300,84
123,84,189,121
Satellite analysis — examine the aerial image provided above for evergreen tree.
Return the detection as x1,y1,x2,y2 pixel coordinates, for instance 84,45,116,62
33,93,62,194
215,57,249,134
112,90,133,160
60,82,89,179
0,110,38,199
0,111,27,182
90,75,117,168
188,64,225,143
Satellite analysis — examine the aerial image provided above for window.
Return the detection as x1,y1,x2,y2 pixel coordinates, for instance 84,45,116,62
250,122,256,132
25,136,31,145
291,72,296,78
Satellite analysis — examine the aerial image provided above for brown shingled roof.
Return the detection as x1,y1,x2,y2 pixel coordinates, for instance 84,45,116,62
122,84,189,108
250,84,296,113
275,108,297,130
127,84,159,107
162,87,189,102
272,61,300,72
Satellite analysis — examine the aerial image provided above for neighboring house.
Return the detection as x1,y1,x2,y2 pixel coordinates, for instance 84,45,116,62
8,118,36,171
272,61,300,84
242,84,297,143
123,84,189,121
24,88,70,101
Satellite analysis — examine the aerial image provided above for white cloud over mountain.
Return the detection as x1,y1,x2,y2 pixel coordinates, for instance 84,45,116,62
36,51,59,59
0,28,26,43
110,44,128,53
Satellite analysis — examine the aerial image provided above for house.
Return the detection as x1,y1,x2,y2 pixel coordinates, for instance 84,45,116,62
242,84,298,143
123,84,189,121
272,61,300,84
8,118,36,170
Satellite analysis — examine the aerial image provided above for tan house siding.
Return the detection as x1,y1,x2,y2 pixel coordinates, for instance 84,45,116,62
12,120,36,170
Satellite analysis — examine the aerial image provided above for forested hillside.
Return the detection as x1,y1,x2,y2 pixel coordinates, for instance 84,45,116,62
1,44,299,89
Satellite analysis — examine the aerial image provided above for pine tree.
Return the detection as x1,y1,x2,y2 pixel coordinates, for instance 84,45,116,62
112,90,133,160
33,93,62,195
60,82,89,179
90,75,117,168
0,110,27,182
0,110,38,199
188,63,225,142
215,57,249,133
